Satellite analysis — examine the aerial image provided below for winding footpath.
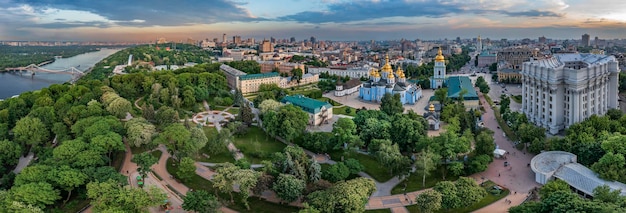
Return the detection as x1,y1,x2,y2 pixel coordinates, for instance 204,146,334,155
119,96,537,212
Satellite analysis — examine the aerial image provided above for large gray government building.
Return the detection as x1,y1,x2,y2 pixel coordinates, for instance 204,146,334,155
521,54,620,134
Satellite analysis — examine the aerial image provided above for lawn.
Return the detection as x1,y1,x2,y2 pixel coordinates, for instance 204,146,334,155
493,107,518,142
233,126,287,164
510,95,522,104
150,150,163,159
390,167,460,195
404,180,509,213
166,158,300,213
198,127,236,163
316,97,342,106
333,106,357,116
328,150,394,182
227,107,240,115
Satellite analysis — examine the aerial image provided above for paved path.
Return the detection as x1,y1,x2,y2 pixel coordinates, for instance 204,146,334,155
470,92,540,212
13,151,34,174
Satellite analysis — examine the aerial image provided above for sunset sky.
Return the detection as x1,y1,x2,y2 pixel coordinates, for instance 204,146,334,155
1,0,626,42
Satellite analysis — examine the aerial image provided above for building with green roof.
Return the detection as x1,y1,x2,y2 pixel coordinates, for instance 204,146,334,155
281,94,333,126
429,76,480,109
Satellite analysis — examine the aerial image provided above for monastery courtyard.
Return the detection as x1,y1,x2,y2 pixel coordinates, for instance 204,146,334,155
323,88,435,115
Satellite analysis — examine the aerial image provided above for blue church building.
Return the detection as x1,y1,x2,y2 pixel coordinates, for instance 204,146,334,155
359,55,422,104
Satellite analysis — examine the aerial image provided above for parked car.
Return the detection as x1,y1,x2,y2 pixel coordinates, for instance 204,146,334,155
504,161,509,167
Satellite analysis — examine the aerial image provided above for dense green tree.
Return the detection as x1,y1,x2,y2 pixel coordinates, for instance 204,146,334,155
188,126,208,156
415,190,443,213
87,179,166,212
262,104,308,142
322,162,350,182
433,181,460,209
52,165,88,203
131,152,159,178
299,132,334,153
13,117,49,147
455,177,487,207
539,179,571,199
156,123,193,161
212,163,239,203
273,174,305,203
343,158,364,175
176,157,196,182
307,177,376,213
0,140,22,167
252,174,275,196
591,152,626,182
391,113,426,152
475,76,490,94
82,166,127,184
593,185,625,204
308,160,322,183
239,104,254,126
434,88,449,105
332,118,360,150
474,130,495,156
8,182,60,209
374,142,411,177
182,190,221,213
499,94,511,115
125,117,157,147
467,154,492,174
90,131,124,161
380,93,404,115
359,118,391,146
416,148,441,187
231,168,260,209
155,106,180,126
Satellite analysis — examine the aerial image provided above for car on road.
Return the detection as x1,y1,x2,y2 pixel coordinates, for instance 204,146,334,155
504,161,509,167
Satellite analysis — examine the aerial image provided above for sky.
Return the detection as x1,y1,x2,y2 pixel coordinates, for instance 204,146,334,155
1,0,626,42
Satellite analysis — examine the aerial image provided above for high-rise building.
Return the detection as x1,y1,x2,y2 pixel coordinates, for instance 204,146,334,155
476,35,482,52
270,37,276,43
233,36,241,44
581,34,590,47
290,37,296,43
538,36,547,44
521,54,620,134
259,40,273,53
310,36,317,44
223,34,227,43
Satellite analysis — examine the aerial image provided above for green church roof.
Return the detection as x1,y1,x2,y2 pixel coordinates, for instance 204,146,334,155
281,95,332,114
239,72,279,80
447,76,479,100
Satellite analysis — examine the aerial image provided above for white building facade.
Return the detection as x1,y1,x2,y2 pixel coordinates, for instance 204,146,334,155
521,54,620,134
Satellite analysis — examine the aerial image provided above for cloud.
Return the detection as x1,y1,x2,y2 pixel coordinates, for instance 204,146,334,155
6,0,264,27
501,10,563,17
278,0,565,24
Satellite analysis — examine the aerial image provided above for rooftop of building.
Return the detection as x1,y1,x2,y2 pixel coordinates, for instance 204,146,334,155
527,53,616,69
220,64,247,76
446,76,479,100
281,94,332,114
531,151,626,196
479,51,497,57
239,72,279,80
498,68,520,74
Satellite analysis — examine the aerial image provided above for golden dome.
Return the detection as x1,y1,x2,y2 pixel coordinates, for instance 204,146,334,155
429,104,435,112
396,66,406,78
371,69,380,77
387,71,394,79
382,55,393,72
435,48,445,62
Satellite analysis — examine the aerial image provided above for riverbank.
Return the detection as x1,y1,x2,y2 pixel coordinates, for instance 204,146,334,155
0,48,121,99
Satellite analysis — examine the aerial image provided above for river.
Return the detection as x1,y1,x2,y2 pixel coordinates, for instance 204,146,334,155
0,48,121,99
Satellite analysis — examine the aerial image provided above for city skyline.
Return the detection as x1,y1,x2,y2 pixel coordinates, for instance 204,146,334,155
1,0,626,42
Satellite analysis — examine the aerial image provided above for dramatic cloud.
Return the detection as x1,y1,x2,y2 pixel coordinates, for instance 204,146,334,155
279,0,564,23
8,0,263,27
